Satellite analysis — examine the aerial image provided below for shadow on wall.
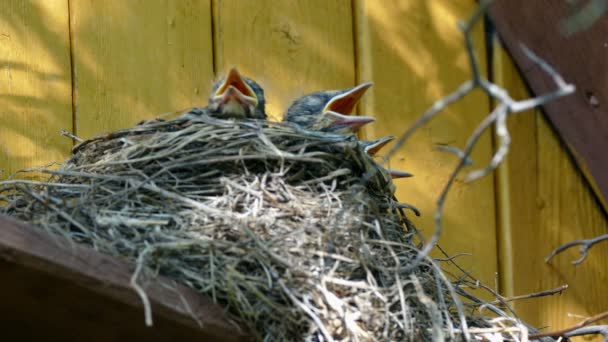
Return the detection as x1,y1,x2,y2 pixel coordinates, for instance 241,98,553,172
0,1,73,178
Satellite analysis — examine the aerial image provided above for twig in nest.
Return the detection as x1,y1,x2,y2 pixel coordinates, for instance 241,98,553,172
487,284,568,306
529,310,608,339
60,128,84,143
545,234,608,265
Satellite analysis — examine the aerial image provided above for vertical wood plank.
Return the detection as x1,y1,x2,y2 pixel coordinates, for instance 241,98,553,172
70,0,214,138
535,116,608,332
0,1,72,178
495,44,608,334
213,0,356,121
355,0,498,288
493,43,541,306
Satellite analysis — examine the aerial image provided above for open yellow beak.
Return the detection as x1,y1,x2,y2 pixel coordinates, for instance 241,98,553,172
322,82,373,114
323,111,375,132
213,67,258,107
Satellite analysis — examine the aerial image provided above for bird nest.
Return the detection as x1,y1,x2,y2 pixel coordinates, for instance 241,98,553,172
0,114,516,341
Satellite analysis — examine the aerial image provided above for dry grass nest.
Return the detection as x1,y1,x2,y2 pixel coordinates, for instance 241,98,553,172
0,113,533,341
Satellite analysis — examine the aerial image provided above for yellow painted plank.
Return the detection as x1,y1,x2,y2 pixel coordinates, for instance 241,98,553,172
0,1,73,179
213,0,356,121
493,43,541,305
534,116,608,334
495,44,608,337
356,0,497,288
70,0,214,138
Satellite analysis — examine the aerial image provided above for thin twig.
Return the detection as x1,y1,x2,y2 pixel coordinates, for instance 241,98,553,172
545,234,608,265
529,310,608,339
60,128,84,143
564,325,608,339
488,284,568,306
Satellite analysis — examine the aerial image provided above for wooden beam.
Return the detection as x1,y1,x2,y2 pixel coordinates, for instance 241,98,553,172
0,215,250,341
489,0,608,211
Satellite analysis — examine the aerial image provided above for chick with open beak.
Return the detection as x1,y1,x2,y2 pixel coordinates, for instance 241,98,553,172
208,68,266,119
309,110,375,134
283,82,374,133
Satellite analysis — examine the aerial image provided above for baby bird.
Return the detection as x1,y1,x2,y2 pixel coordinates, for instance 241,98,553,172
207,67,266,120
139,67,266,125
283,82,374,133
309,110,375,134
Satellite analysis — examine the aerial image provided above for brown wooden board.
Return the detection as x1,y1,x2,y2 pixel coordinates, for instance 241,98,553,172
489,0,608,210
0,215,250,341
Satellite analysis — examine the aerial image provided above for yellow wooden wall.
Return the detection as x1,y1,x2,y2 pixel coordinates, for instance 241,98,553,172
0,0,606,336
494,44,608,337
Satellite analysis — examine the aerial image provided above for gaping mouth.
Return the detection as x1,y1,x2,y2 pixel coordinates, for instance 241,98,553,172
364,136,395,156
322,82,373,114
214,68,258,108
324,111,375,132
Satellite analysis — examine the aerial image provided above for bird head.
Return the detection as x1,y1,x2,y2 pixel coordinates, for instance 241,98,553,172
208,68,266,119
321,82,373,115
284,82,374,132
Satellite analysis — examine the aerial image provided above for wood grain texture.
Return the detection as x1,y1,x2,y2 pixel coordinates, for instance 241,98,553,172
355,0,498,288
495,44,608,337
0,1,72,179
489,0,608,212
493,43,543,313
0,215,250,341
70,0,214,138
213,0,356,121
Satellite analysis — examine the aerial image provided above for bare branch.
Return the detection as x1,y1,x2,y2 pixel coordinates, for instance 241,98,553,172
488,284,568,306
387,0,575,277
464,107,509,182
383,80,475,163
529,310,608,339
434,252,472,262
403,104,507,274
545,234,608,264
459,0,495,81
434,146,474,166
508,44,576,113
564,325,608,339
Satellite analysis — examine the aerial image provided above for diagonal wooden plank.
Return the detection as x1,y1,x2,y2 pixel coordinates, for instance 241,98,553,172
0,215,250,341
213,0,356,121
0,1,72,179
355,0,498,290
489,0,608,211
70,0,215,139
